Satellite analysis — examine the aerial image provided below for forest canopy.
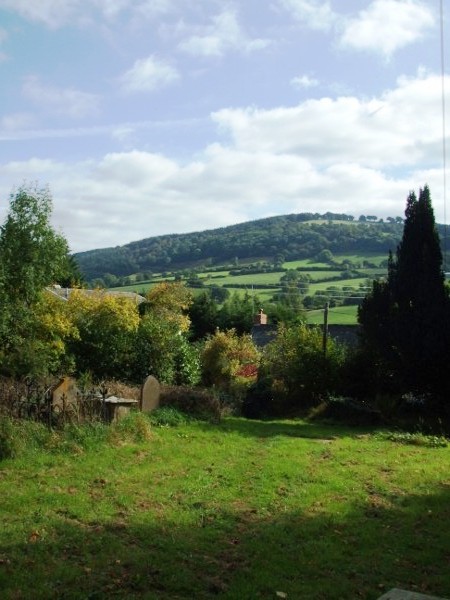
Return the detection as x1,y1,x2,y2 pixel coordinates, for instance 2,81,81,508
74,212,411,280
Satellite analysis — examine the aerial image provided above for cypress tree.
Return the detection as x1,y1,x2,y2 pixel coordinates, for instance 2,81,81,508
358,185,450,406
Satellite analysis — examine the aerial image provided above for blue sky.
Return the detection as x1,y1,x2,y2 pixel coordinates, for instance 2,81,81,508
0,0,448,252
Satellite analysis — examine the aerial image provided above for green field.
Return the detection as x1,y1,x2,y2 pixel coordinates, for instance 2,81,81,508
204,272,284,287
306,305,359,325
283,253,387,269
107,252,386,326
310,277,371,292
1,415,449,599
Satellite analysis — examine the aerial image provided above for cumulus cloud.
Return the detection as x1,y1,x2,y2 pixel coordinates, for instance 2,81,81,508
0,147,429,253
279,0,435,58
212,71,445,169
119,55,180,93
22,76,100,119
279,0,337,31
179,8,271,57
339,0,435,58
0,71,447,252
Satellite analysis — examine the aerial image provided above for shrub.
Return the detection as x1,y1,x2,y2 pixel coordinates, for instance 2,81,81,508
160,386,222,423
241,376,278,419
308,396,384,426
201,329,260,393
259,324,346,414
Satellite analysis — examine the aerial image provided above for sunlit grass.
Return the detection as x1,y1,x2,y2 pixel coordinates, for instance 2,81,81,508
1,415,449,599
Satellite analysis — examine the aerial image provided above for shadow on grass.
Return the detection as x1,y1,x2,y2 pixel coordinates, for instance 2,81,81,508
1,484,449,599
201,416,381,441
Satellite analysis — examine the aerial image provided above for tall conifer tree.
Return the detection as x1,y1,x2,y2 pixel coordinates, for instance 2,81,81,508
358,186,450,406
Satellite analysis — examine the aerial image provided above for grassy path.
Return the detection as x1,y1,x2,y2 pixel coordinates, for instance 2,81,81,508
1,418,449,599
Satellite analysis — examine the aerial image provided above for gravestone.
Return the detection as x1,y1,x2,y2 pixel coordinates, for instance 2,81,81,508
377,589,448,600
140,376,160,413
51,376,80,410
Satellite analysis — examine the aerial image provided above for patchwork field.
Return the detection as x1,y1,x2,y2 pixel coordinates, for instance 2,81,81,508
108,253,387,325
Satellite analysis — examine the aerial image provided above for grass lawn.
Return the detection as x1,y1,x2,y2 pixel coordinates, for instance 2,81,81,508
1,416,449,599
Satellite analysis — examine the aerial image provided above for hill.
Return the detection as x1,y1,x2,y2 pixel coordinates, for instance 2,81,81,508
74,212,406,281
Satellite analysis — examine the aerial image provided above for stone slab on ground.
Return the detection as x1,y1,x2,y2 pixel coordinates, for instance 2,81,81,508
378,589,448,600
104,396,138,423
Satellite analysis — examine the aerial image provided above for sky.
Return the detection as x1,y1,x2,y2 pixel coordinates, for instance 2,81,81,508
0,0,449,253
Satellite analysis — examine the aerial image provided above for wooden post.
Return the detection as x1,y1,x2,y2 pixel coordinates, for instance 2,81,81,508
322,302,329,356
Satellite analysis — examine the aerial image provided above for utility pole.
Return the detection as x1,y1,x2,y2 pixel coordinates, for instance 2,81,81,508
322,302,329,356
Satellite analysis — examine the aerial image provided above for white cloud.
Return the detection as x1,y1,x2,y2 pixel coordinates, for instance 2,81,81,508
212,71,445,169
0,147,428,253
339,0,435,58
279,0,435,58
1,71,447,252
0,0,79,28
131,0,174,20
179,8,271,57
279,0,337,31
22,76,100,119
291,75,319,90
119,55,180,93
0,0,174,28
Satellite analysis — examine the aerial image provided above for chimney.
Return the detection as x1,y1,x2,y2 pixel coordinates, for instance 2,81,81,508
254,308,267,326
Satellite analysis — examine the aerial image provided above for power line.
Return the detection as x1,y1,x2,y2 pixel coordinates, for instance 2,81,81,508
440,0,448,270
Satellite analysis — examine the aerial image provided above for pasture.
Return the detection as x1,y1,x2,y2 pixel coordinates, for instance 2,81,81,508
107,252,387,325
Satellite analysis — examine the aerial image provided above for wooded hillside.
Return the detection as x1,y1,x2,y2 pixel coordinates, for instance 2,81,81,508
74,212,412,280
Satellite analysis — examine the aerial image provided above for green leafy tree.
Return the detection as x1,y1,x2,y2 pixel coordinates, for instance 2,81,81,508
189,290,219,340
316,249,334,263
0,184,73,376
143,281,192,333
68,291,139,380
218,291,259,334
0,184,70,306
358,186,450,404
133,313,200,385
57,255,85,288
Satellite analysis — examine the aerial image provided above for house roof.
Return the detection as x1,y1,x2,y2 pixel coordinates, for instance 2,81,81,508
46,286,146,304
